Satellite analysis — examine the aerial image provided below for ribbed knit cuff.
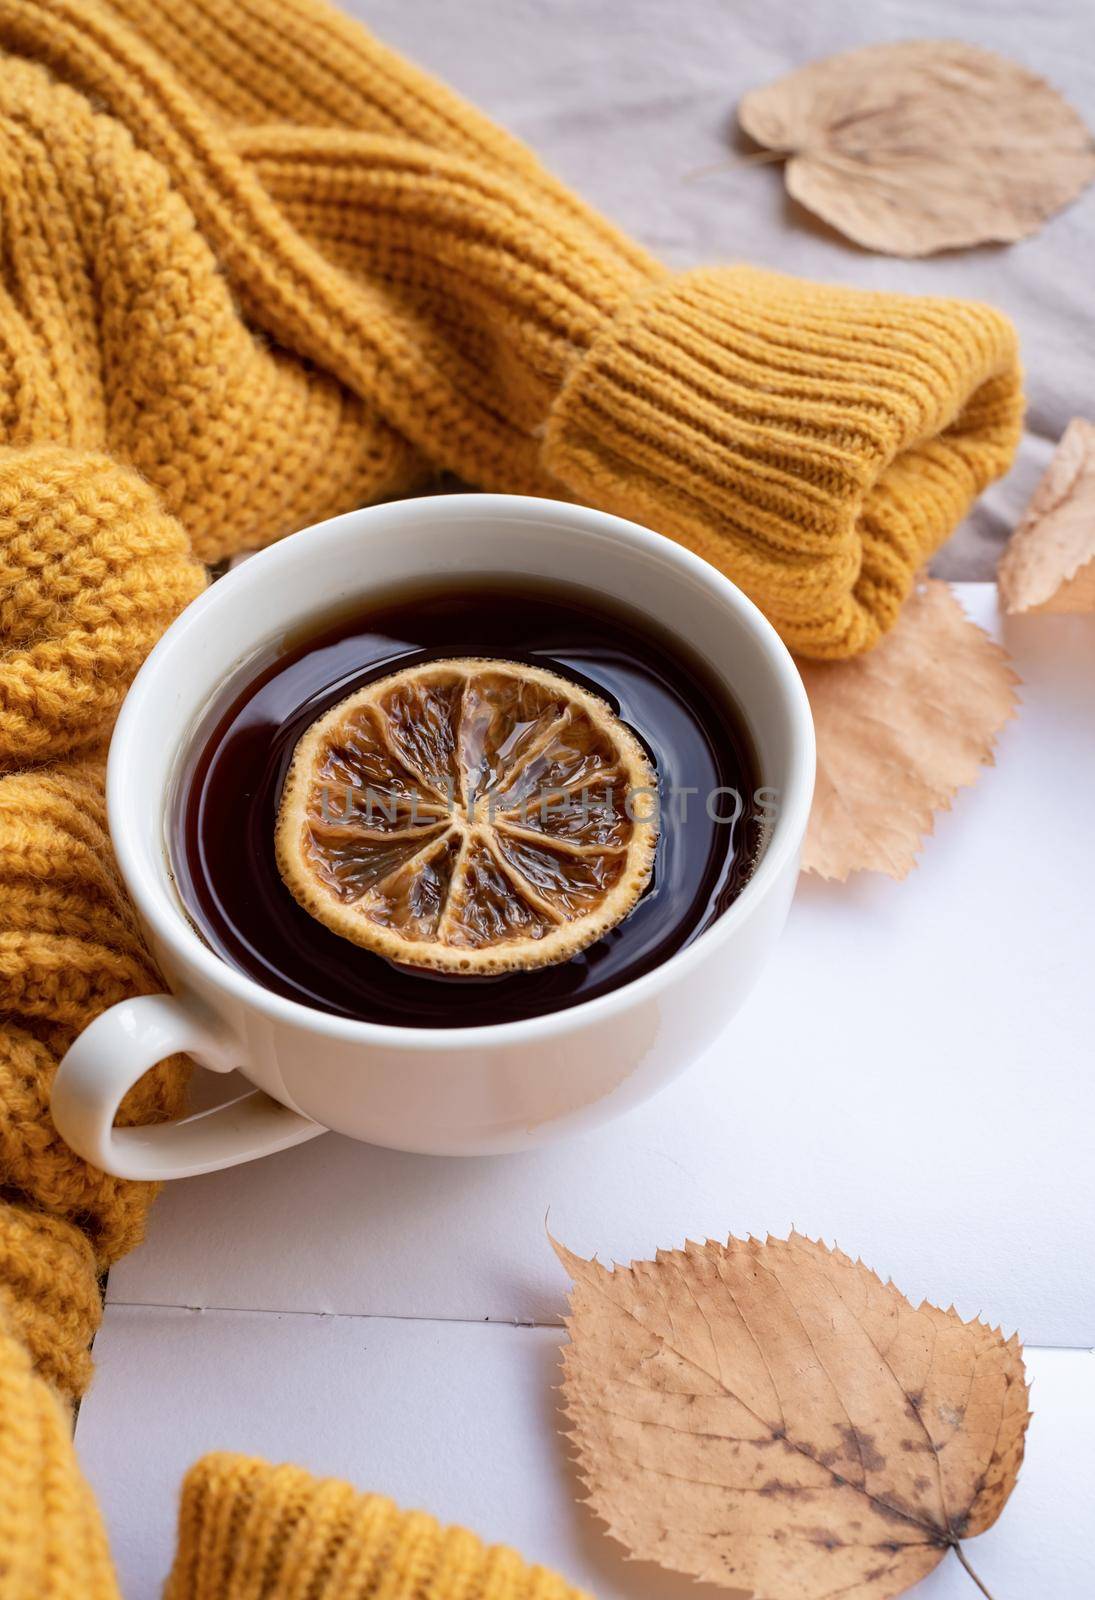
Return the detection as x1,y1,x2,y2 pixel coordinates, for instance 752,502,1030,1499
166,1455,591,1600
0,1203,101,1401
544,265,1022,658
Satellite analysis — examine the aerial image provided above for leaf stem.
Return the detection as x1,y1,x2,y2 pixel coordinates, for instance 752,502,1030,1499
682,149,789,182
953,1542,996,1599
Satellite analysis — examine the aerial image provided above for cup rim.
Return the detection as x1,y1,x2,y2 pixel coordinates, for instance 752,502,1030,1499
108,494,815,1051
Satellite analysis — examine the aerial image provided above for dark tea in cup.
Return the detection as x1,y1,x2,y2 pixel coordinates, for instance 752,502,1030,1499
172,578,767,1028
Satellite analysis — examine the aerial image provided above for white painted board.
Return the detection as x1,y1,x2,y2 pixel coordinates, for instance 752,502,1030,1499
75,1308,1095,1600
108,589,1095,1348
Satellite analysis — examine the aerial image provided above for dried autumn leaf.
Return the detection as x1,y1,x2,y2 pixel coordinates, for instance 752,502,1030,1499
738,40,1095,255
998,419,1095,614
798,580,1018,881
555,1232,1029,1600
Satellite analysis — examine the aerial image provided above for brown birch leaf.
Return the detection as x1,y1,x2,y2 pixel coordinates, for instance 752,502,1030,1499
555,1232,1029,1600
738,40,1095,255
998,419,1095,613
798,580,1019,881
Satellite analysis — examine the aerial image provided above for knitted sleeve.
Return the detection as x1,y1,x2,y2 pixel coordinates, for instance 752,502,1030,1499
166,1454,590,1600
1,0,1021,657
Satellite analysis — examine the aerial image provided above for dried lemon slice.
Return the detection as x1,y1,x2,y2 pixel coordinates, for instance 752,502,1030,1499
275,658,658,973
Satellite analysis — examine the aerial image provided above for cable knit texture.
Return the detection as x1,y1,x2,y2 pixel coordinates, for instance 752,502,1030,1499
0,0,1022,1596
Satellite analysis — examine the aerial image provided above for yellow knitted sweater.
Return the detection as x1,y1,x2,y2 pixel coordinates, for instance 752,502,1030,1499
0,0,1021,1595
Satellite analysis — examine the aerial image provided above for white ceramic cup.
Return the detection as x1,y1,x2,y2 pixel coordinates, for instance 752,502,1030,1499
51,494,814,1180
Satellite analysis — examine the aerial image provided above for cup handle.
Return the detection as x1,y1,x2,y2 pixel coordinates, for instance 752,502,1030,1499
51,993,325,1181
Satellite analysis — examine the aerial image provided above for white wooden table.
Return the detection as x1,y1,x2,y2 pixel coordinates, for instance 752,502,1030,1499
74,587,1095,1598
